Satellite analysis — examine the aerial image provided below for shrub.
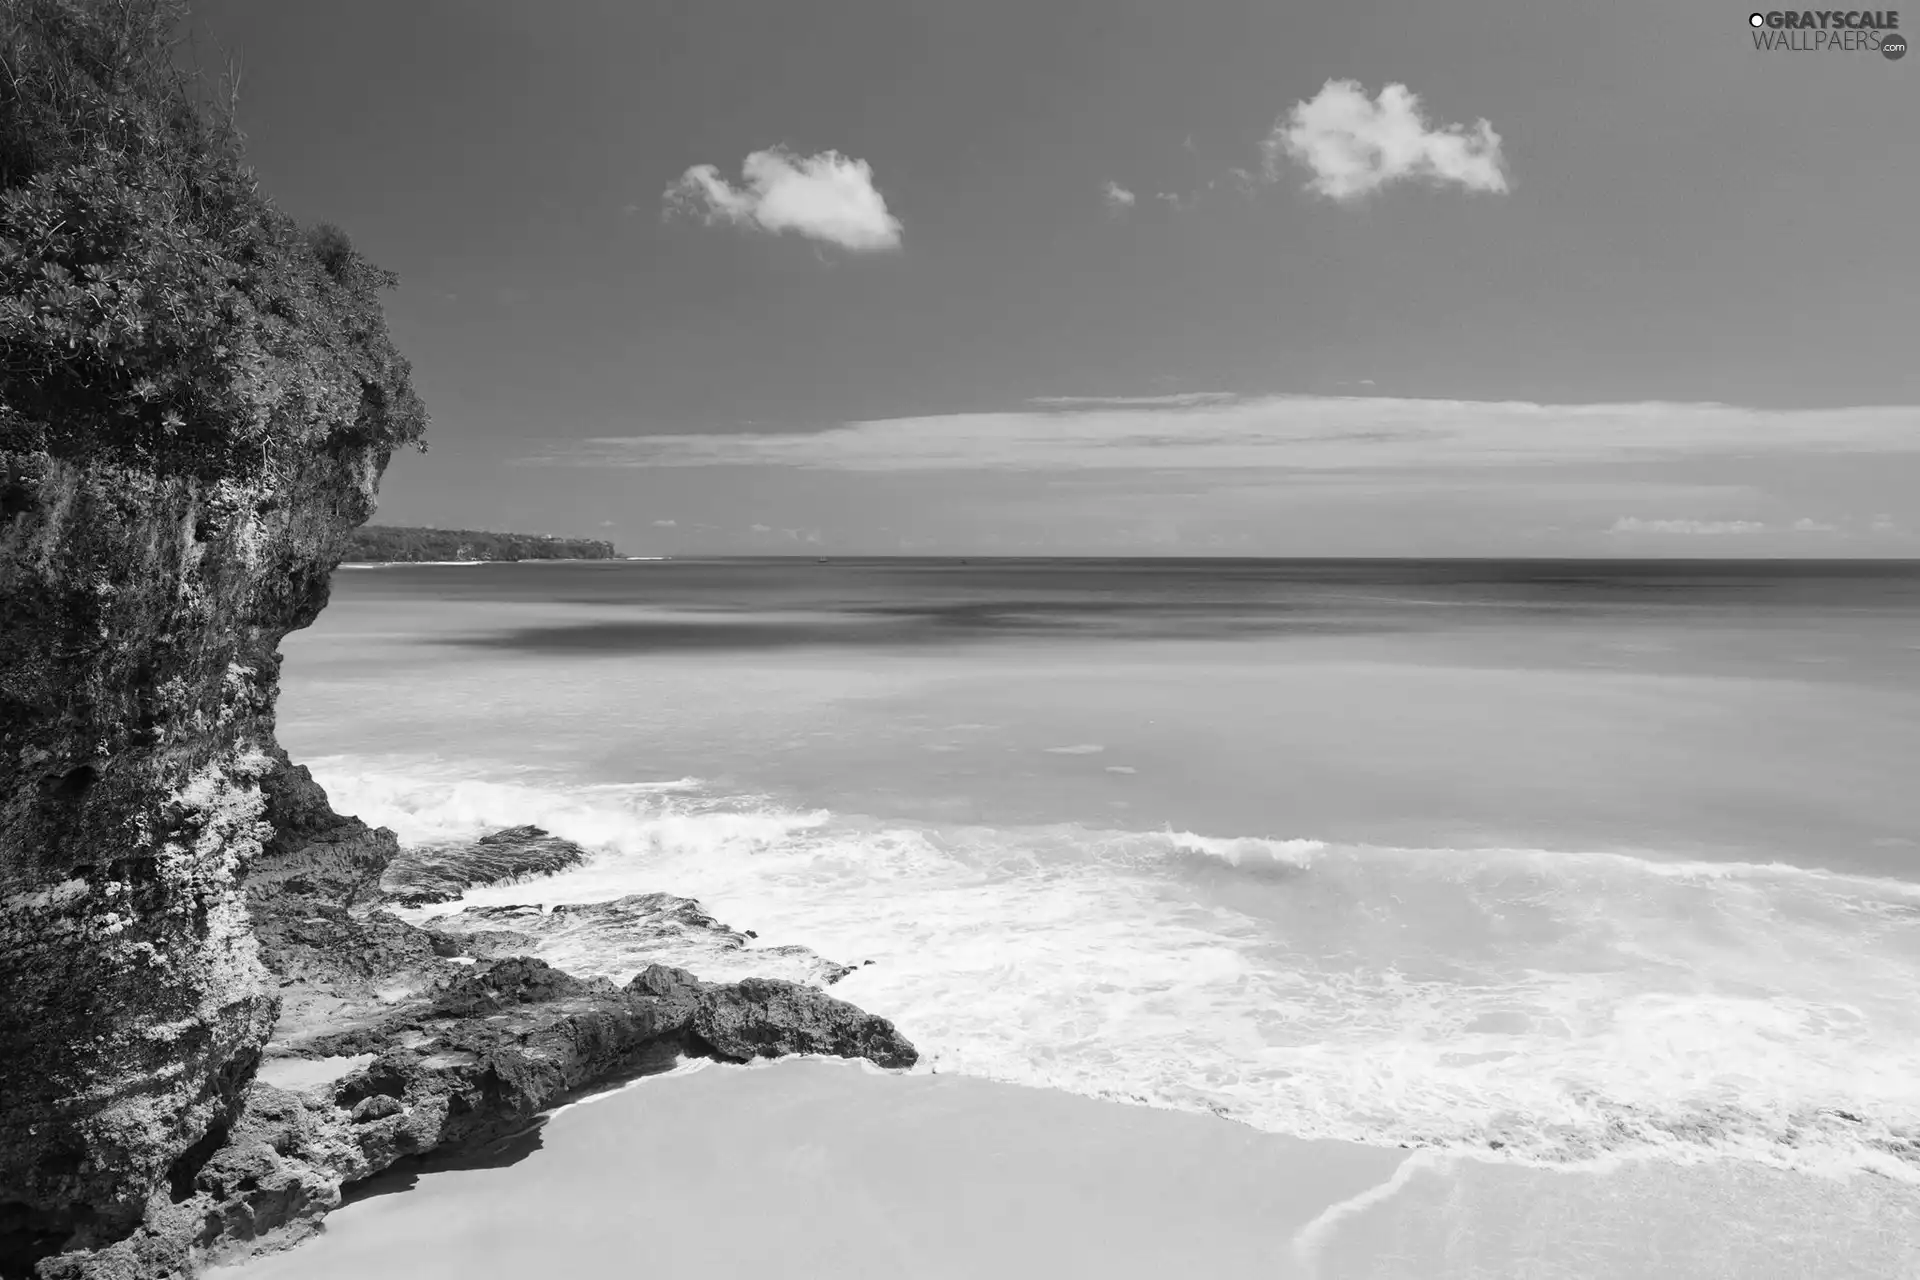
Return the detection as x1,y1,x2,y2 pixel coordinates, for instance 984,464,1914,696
0,0,426,484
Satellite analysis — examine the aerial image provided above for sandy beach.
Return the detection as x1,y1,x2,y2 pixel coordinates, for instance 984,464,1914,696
218,1058,1919,1280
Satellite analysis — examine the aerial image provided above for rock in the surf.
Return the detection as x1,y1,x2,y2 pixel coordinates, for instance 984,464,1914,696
425,892,859,986
639,966,920,1070
380,824,590,905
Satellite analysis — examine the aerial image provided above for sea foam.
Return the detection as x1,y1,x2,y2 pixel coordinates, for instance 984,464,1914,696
309,756,1920,1182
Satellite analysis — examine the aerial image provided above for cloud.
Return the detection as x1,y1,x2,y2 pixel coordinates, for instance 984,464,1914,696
1102,181,1136,213
1790,517,1839,533
1026,392,1238,409
544,396,1920,474
664,147,902,252
1269,80,1508,201
1608,518,1765,536
749,523,773,533
650,518,678,527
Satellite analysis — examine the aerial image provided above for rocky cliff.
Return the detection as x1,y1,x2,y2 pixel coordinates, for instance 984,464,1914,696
0,434,395,1271
22,765,914,1279
1,8,915,1275
2,0,425,1263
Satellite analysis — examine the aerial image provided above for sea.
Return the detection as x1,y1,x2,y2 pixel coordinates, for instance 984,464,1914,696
281,557,1920,1251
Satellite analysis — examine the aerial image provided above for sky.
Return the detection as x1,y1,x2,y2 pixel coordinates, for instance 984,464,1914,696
193,0,1920,557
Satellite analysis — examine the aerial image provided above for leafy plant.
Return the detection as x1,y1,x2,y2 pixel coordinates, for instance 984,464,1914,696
0,0,426,484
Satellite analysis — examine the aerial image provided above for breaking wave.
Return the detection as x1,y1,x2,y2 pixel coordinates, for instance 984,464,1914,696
309,756,1920,1182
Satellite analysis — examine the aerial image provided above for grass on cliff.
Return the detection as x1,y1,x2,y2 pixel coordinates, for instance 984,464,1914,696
0,0,427,486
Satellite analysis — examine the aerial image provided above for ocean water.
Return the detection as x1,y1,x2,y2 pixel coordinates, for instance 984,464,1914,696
281,558,1920,1189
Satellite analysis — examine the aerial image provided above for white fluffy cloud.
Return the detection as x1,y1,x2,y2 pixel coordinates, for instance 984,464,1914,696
1609,518,1765,536
1102,181,1137,212
650,518,677,527
553,396,1920,473
665,147,902,252
1270,80,1508,201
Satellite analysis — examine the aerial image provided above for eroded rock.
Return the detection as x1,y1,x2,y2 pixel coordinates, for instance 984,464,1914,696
27,772,916,1278
379,826,589,906
424,892,858,987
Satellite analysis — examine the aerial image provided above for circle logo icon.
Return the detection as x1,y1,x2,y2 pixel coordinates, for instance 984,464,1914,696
1749,12,1766,26
1884,32,1908,59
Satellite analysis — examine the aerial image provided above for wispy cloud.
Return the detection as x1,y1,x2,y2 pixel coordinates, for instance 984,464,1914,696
1608,517,1765,536
542,396,1920,473
664,147,902,252
1790,517,1840,533
1267,80,1508,201
1026,392,1239,409
1102,181,1136,213
650,518,678,527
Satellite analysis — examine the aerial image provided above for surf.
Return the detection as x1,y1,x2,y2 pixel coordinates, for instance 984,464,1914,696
308,756,1920,1182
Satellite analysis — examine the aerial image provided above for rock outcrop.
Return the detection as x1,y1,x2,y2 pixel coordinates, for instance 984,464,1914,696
0,444,391,1269
18,757,916,1280
2,8,915,1275
380,825,588,906
2,2,428,1266
422,892,859,987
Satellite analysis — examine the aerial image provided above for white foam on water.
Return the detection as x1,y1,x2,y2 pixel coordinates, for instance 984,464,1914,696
1163,829,1326,868
309,757,1920,1183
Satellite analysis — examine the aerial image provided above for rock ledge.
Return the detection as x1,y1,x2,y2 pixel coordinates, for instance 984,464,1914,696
31,762,914,1279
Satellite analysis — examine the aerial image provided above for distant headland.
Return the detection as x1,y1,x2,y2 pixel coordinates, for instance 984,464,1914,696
346,525,620,563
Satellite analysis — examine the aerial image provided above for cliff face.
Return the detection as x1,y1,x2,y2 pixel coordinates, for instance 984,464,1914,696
3,5,424,1258
0,441,389,1261
21,760,915,1280
2,9,915,1277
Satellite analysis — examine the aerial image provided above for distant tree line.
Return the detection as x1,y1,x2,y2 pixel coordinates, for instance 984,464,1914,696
346,525,617,562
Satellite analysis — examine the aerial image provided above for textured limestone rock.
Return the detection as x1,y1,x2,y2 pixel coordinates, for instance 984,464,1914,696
636,964,918,1071
379,825,587,906
423,891,859,987
25,769,918,1278
0,445,389,1261
5,5,422,1269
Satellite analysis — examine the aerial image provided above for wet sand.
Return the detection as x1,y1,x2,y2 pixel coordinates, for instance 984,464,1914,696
218,1058,1403,1280
215,1058,1920,1280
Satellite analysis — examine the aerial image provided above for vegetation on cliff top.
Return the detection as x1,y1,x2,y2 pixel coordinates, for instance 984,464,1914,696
1,5,426,1265
346,525,619,562
0,0,427,487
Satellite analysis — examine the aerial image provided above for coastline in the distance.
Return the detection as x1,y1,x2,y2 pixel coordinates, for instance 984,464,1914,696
345,525,621,564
